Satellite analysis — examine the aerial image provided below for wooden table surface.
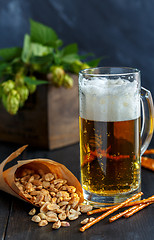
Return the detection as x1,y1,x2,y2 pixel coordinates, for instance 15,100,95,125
0,142,154,240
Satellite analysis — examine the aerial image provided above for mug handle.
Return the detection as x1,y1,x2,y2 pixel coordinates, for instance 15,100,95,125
140,87,154,155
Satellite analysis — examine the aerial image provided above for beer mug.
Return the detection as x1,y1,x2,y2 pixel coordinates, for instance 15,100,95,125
79,67,154,205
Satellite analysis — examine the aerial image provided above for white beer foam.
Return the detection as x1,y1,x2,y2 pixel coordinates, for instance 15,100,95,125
79,77,140,121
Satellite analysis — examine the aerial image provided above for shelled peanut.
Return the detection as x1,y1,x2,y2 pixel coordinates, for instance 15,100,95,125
15,168,93,229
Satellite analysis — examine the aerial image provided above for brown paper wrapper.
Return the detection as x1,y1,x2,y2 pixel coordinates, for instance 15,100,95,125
0,145,84,205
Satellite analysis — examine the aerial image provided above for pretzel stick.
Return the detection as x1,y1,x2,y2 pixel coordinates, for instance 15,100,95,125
109,205,138,222
87,196,154,215
141,157,154,171
87,206,114,215
144,149,154,154
80,192,143,232
124,202,152,218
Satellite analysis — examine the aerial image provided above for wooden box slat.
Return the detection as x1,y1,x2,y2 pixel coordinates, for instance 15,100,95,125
48,75,79,149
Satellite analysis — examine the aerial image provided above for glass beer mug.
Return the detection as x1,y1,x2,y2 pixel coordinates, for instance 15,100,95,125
79,67,154,205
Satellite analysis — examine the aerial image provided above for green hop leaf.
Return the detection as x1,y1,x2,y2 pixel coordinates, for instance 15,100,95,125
70,60,82,74
1,80,15,94
50,66,65,87
30,19,58,46
16,85,29,107
0,47,22,61
87,58,101,67
24,76,48,86
63,74,73,88
6,89,20,115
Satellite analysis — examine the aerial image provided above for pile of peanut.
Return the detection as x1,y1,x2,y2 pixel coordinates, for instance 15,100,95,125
15,168,93,229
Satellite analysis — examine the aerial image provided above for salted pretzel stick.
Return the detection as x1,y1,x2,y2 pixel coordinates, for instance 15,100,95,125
144,149,154,154
141,157,154,171
111,199,154,221
109,205,138,222
80,192,143,232
87,206,113,215
124,202,152,218
87,196,154,215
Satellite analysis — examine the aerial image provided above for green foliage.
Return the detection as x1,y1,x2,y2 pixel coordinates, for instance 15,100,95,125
62,43,78,55
21,34,31,63
24,76,48,86
88,58,102,67
21,34,53,64
30,19,62,48
61,53,79,64
0,19,100,114
0,47,22,61
0,63,10,77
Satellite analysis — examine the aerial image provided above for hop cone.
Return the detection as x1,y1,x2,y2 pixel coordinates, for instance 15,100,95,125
6,89,20,115
16,85,29,107
2,80,15,94
50,66,65,87
27,83,36,94
63,74,73,88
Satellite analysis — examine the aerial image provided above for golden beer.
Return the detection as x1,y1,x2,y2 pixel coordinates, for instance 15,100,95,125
79,117,141,196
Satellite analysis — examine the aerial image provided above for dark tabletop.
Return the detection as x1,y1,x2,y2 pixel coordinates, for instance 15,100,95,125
0,142,154,240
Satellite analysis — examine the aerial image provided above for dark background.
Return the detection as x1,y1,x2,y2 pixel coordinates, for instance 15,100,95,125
0,2,154,239
0,0,154,145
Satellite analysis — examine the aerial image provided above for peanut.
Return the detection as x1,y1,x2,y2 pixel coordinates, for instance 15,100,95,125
44,173,54,181
58,212,67,221
31,215,41,223
38,213,47,220
46,215,58,222
38,220,48,227
61,221,70,227
52,220,61,229
29,208,36,216
80,205,93,213
80,218,89,225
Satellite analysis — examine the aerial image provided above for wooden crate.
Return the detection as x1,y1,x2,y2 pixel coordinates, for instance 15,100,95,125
0,74,79,149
